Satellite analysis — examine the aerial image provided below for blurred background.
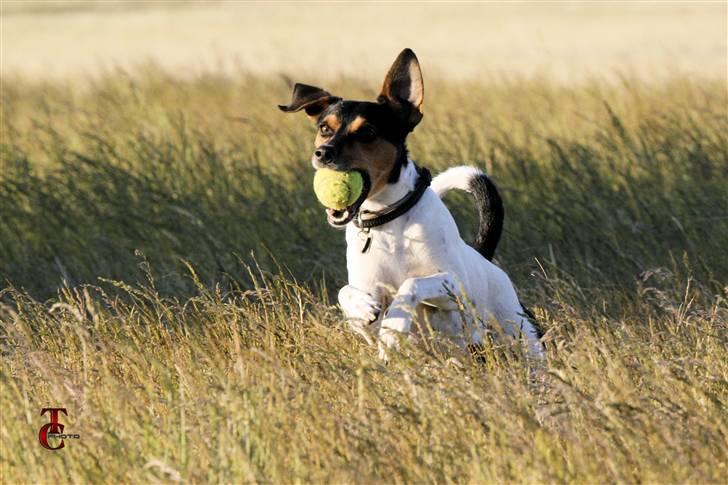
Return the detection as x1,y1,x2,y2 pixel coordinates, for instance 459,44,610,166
1,1,726,297
2,1,726,83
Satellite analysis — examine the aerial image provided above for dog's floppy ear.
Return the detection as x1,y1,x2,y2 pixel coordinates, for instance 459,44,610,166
378,48,424,129
278,83,340,119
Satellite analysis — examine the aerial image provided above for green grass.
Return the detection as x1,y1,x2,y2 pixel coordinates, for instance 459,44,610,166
1,69,727,483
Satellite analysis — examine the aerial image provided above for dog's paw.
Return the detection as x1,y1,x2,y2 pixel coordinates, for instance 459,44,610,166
379,328,401,349
377,341,390,362
338,285,381,323
377,325,404,361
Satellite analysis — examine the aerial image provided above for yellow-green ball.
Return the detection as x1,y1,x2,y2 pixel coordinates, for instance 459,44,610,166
313,169,364,210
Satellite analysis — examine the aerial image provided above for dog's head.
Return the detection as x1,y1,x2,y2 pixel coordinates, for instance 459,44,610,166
279,48,424,226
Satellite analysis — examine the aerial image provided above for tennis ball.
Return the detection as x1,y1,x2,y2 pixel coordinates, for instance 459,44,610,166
313,169,364,210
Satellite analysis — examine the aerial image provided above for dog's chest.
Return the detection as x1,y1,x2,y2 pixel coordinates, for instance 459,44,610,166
345,213,454,290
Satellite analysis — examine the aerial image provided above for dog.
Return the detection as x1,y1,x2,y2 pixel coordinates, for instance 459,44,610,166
280,48,543,361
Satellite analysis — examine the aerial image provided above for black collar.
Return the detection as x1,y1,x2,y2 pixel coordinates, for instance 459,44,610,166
354,165,432,230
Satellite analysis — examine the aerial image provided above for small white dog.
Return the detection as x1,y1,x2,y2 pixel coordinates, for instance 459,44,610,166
280,49,543,360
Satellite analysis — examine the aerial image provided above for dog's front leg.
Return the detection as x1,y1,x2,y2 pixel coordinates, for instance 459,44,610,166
339,285,381,322
338,285,382,345
378,272,459,359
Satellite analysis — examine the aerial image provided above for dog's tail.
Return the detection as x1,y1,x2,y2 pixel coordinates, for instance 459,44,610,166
431,166,504,261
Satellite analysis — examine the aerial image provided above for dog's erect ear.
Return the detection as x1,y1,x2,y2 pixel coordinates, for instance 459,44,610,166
278,83,340,119
379,48,424,129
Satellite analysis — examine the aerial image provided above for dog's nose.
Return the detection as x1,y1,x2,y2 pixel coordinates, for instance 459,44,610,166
314,145,335,164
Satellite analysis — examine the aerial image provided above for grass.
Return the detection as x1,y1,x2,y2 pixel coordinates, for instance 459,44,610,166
1,69,727,483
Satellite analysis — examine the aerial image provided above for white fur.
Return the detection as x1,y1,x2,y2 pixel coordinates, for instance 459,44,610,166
430,165,484,196
338,161,544,360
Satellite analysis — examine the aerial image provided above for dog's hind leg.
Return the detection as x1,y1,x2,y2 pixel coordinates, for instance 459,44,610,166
493,302,545,361
378,272,460,358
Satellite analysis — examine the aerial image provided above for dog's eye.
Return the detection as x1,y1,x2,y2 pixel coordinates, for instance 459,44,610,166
319,125,333,137
355,125,377,143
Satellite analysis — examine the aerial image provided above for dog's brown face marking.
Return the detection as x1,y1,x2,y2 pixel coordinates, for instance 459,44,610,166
347,116,366,135
347,137,399,195
315,113,342,147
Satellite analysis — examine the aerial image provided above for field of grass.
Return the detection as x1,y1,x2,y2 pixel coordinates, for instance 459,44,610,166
1,68,727,483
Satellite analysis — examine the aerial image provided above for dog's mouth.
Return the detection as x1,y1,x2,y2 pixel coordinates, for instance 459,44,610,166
326,170,371,227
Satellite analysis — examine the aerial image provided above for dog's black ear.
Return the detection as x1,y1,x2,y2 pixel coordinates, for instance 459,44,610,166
278,83,340,119
378,48,424,129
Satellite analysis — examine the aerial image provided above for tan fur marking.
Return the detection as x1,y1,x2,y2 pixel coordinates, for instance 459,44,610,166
314,114,342,146
322,114,342,132
346,138,398,196
347,116,366,134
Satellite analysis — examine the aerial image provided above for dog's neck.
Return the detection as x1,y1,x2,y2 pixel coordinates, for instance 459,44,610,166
361,160,418,212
